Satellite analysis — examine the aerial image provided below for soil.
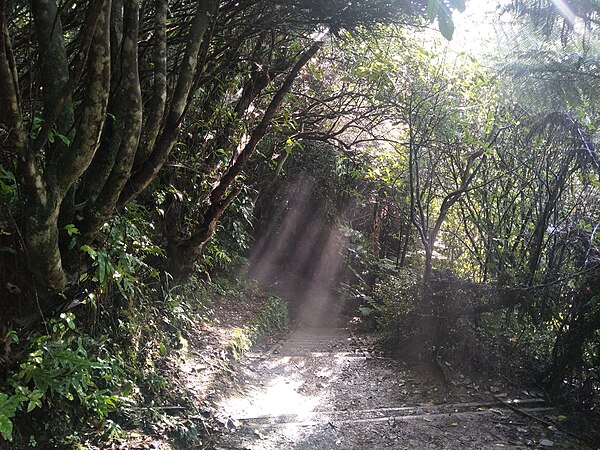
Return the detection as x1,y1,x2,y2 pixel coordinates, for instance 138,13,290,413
210,291,591,450
103,275,594,450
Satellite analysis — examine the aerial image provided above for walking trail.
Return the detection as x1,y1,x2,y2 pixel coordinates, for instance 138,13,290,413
213,291,587,450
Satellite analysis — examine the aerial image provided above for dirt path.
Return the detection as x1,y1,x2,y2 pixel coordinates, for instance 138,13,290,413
214,323,588,449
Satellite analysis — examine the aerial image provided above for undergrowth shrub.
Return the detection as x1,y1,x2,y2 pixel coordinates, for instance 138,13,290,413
250,295,290,339
0,313,132,443
230,295,290,359
369,269,421,343
474,310,554,381
78,205,163,299
164,275,213,332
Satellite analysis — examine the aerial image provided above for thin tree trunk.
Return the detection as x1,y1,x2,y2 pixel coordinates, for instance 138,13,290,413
134,0,168,166
48,0,111,199
118,0,219,206
79,0,142,242
30,0,74,137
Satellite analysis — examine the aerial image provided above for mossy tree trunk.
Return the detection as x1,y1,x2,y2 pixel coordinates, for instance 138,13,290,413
0,0,220,306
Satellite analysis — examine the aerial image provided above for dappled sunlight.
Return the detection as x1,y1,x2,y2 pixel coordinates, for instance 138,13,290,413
222,374,320,420
218,351,354,422
215,337,370,449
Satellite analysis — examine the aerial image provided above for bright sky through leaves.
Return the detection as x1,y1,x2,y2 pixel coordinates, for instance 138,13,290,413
447,0,505,55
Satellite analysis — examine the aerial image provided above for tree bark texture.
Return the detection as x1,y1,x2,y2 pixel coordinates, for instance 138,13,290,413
78,0,142,242
30,0,110,296
30,0,74,137
118,0,219,206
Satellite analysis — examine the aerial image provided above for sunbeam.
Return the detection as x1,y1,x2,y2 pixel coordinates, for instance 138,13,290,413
550,0,576,26
249,173,348,327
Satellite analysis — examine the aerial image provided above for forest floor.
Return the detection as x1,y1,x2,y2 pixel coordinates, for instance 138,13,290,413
105,275,594,450
209,285,592,450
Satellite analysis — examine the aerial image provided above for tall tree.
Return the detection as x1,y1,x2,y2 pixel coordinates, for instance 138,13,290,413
0,0,462,310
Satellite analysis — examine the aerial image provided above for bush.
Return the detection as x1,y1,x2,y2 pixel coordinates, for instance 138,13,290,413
0,313,131,443
371,269,421,343
230,295,290,359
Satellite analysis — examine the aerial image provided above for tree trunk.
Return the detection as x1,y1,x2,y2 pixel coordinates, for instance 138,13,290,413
1,4,68,297
22,0,110,298
166,185,243,277
118,0,219,206
164,40,324,274
370,192,381,258
135,0,168,166
79,0,143,243
31,0,74,137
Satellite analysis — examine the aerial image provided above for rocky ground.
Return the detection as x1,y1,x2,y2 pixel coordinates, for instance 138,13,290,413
100,275,595,450
212,320,590,450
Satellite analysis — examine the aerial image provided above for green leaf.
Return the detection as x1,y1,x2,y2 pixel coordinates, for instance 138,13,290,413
5,330,18,343
359,306,375,317
427,0,440,22
438,10,455,40
0,393,20,441
80,244,97,258
60,313,76,330
0,415,13,441
56,134,71,145
98,257,106,285
26,400,37,413
64,224,80,237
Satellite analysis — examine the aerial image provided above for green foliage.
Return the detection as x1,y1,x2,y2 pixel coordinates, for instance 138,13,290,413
1,0,598,443
0,391,22,441
196,190,255,273
79,206,162,296
0,165,17,205
371,269,421,343
143,372,167,394
0,314,131,443
229,295,290,360
250,296,290,337
474,309,557,380
164,275,213,329
230,328,253,360
29,116,70,146
341,225,381,280
337,223,401,323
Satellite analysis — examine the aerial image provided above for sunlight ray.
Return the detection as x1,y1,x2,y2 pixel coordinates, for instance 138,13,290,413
550,0,576,26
